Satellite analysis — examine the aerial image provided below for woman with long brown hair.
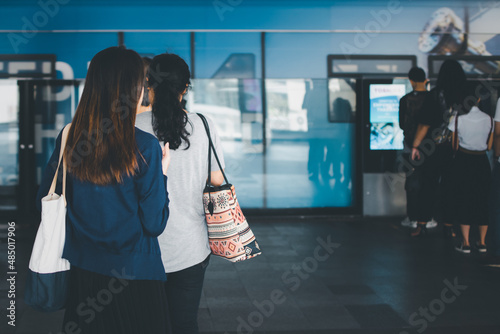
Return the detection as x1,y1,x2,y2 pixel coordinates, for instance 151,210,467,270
36,46,171,333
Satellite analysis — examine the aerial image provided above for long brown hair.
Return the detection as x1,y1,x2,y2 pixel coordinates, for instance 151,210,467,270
64,46,144,185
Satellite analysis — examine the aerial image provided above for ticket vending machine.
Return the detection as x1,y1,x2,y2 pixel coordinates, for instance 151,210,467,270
327,55,417,216
362,77,412,216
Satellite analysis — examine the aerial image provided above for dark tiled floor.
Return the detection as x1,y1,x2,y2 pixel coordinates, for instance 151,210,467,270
1,216,500,333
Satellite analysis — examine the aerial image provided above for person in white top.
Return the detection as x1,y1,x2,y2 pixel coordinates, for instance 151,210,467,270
136,53,226,334
489,98,500,261
448,91,494,254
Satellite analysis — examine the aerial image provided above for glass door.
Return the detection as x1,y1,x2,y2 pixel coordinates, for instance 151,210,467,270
15,80,81,219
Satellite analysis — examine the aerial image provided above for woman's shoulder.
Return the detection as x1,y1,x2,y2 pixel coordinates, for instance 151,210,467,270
135,127,160,151
187,112,217,129
467,106,491,118
187,112,203,123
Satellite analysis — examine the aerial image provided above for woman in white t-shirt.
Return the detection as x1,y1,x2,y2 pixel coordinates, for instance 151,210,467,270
136,53,225,334
448,91,494,254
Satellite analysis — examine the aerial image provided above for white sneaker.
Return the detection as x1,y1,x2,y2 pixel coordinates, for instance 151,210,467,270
426,219,438,229
401,217,417,228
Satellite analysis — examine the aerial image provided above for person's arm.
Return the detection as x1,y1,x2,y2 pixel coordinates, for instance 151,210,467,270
494,122,500,157
448,114,458,151
399,97,406,130
161,142,171,175
210,170,225,186
411,124,430,160
135,141,170,237
36,129,64,212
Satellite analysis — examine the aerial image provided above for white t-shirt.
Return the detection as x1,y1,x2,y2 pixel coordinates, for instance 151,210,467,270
448,106,493,151
135,111,225,273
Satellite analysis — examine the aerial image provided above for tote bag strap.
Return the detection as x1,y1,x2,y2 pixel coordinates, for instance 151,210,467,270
197,113,229,186
48,124,71,204
487,116,494,147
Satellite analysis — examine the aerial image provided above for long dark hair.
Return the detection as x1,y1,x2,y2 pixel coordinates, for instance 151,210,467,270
436,59,467,107
64,46,144,185
148,53,191,150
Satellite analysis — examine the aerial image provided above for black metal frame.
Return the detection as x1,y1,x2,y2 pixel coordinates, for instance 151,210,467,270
17,80,35,220
190,32,196,79
0,54,56,79
118,31,125,47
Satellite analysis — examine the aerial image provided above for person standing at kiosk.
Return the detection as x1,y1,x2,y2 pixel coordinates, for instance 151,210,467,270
398,67,436,234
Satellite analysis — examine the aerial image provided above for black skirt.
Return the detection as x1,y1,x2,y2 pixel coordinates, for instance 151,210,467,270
451,150,491,226
63,266,171,334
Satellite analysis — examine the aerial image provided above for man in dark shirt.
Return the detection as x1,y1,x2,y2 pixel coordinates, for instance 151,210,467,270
400,68,430,149
398,67,435,234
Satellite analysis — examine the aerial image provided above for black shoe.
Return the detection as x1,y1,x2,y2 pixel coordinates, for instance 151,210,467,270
455,242,471,254
410,224,427,238
476,242,487,253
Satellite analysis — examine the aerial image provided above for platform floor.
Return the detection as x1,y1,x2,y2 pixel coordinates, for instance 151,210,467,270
1,217,500,334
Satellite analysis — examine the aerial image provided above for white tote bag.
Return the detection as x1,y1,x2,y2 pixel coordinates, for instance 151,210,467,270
25,124,71,312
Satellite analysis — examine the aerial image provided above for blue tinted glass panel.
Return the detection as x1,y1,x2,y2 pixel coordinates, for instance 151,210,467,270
195,33,261,79
187,78,264,208
124,32,191,64
0,33,118,79
0,80,19,188
265,79,356,208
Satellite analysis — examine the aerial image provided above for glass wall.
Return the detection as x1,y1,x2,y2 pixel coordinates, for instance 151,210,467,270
187,79,265,208
187,33,267,208
0,80,19,210
263,33,360,209
124,32,191,65
0,31,363,211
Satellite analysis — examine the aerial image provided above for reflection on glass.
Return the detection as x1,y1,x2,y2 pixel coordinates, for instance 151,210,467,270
187,79,264,208
0,80,19,210
266,79,356,208
266,80,308,133
328,78,356,123
0,80,19,187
